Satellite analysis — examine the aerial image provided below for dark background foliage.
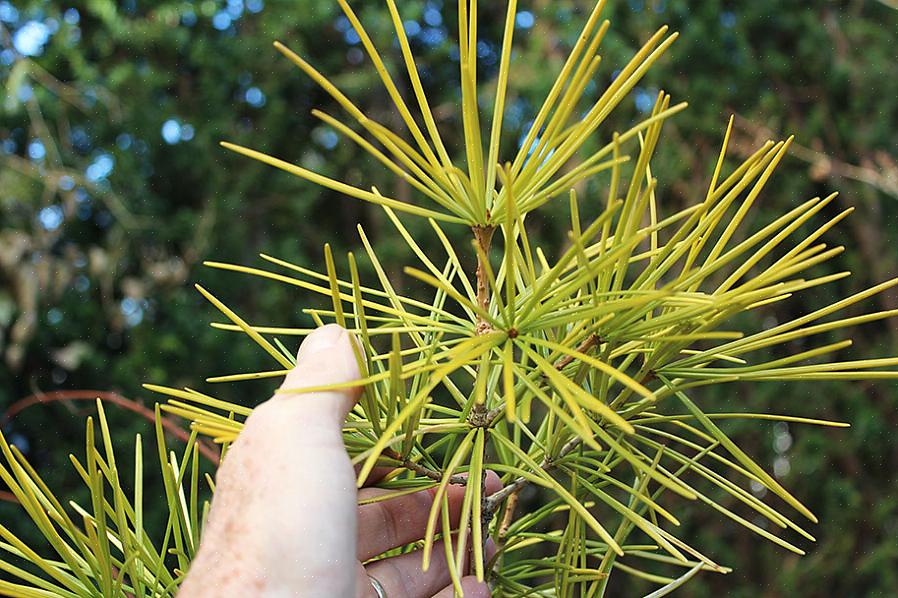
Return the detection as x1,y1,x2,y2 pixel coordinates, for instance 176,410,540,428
1,0,897,595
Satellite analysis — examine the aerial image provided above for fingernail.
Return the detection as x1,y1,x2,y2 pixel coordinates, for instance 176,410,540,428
485,538,498,560
296,324,346,363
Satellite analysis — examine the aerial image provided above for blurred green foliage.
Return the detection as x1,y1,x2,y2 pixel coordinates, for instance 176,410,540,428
1,0,897,595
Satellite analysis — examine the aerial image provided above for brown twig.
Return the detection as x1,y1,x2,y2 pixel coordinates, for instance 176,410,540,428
496,490,520,541
469,225,605,568
554,333,602,372
472,225,496,336
470,225,496,430
2,390,220,463
731,114,898,200
486,476,529,510
383,448,468,485
470,224,498,573
485,434,583,515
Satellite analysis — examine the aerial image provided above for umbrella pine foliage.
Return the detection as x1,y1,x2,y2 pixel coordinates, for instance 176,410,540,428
1,1,893,595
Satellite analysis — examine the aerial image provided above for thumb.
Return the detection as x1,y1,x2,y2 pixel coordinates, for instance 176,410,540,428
275,323,364,427
183,324,365,597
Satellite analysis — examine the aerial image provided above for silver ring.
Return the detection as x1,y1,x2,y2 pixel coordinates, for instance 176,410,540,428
368,574,386,598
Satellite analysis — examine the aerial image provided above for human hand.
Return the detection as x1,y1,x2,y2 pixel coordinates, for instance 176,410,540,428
179,324,498,597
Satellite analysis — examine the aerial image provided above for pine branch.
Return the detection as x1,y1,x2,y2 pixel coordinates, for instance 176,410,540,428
383,448,468,485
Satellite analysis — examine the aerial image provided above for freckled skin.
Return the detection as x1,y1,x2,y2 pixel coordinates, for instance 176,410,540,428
180,325,360,597
178,325,494,598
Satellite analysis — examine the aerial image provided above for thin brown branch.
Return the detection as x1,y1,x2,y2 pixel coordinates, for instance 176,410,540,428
485,434,584,514
383,448,468,485
470,225,496,428
487,477,529,510
3,390,220,463
732,114,898,199
472,225,496,335
554,333,602,372
470,225,499,571
496,490,520,541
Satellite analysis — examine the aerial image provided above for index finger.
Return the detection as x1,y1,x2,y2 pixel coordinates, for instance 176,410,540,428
356,471,502,560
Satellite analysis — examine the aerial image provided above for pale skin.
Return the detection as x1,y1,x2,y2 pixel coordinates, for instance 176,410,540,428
179,324,498,597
